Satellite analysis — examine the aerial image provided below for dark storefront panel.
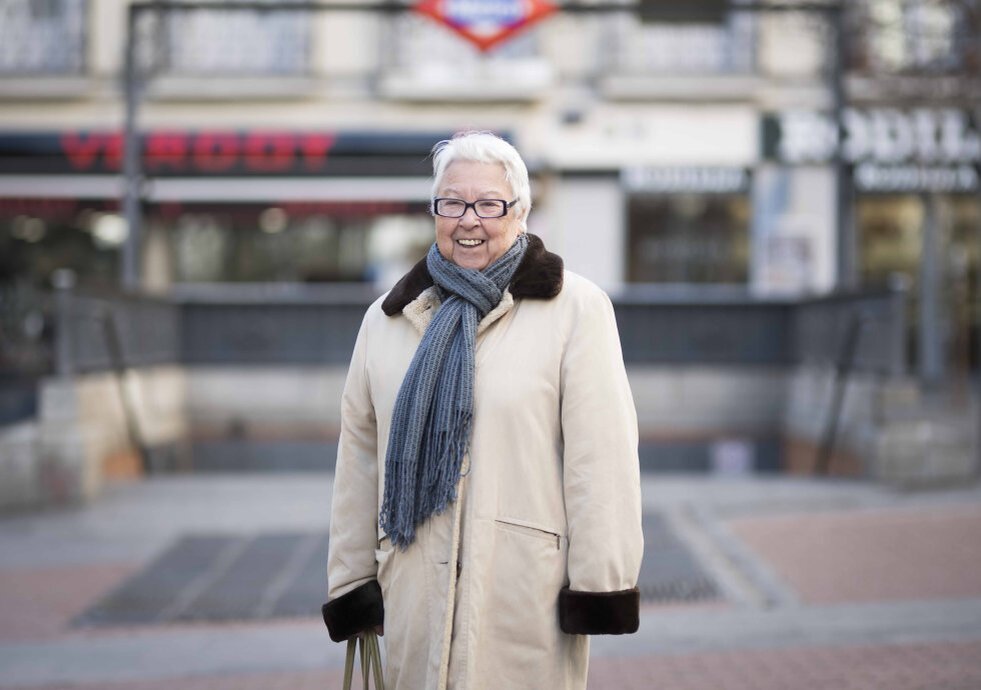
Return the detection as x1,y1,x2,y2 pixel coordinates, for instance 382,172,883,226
858,194,980,370
159,201,432,284
0,197,122,290
627,193,751,284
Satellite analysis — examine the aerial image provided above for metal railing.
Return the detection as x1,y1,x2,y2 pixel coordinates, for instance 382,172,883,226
134,2,311,77
53,286,180,376
49,285,907,374
0,0,87,75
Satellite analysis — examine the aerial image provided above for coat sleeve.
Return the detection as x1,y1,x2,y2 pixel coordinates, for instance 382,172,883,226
559,283,644,635
322,310,385,643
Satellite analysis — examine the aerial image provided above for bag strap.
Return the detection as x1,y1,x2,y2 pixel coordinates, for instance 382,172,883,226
343,637,357,690
342,633,385,690
365,632,385,689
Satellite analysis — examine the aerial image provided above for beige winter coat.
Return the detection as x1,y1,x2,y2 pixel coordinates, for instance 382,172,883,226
323,235,643,690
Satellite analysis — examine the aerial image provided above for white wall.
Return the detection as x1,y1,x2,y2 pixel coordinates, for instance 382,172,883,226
542,176,624,291
185,366,347,438
0,422,40,510
629,366,788,437
752,164,837,296
35,366,187,503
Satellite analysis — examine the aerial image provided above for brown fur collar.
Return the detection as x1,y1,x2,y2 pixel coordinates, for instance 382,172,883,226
381,233,564,317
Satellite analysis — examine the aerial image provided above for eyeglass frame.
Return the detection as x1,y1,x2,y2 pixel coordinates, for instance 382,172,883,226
431,197,518,219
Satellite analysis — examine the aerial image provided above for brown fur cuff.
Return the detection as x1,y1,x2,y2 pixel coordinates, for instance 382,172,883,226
559,586,640,635
322,580,384,642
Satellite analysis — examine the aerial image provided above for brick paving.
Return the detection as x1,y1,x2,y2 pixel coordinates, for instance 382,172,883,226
6,639,981,690
2,475,981,689
0,565,137,641
588,639,981,690
2,670,342,690
727,504,981,604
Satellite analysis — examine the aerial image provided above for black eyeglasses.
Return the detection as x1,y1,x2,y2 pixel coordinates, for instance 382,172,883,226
432,198,518,219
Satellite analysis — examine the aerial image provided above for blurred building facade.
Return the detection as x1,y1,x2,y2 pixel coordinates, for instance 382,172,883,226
0,0,978,502
0,1,977,354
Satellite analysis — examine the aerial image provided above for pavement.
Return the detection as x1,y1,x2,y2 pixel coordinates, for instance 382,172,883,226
2,473,981,689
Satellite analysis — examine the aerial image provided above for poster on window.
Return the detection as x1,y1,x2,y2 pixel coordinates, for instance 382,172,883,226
757,233,815,296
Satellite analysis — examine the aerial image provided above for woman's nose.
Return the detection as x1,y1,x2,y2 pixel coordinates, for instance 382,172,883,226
459,207,481,225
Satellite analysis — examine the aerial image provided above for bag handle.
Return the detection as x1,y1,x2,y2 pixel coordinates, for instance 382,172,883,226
342,632,385,690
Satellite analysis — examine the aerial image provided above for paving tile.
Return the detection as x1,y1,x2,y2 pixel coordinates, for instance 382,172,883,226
75,533,330,626
588,639,981,690
75,516,719,628
726,505,981,604
0,565,137,641
5,639,981,690
183,533,306,622
77,536,231,626
0,669,344,690
6,475,981,688
640,513,721,603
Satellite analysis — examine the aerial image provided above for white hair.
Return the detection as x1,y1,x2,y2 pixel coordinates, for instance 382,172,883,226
430,131,532,229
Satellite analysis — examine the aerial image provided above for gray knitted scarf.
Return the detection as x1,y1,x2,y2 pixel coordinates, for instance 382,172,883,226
380,233,529,549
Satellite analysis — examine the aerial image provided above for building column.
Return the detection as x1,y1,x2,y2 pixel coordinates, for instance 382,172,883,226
918,193,945,386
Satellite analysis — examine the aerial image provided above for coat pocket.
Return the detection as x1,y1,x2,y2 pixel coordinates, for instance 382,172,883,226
478,517,570,683
494,518,565,550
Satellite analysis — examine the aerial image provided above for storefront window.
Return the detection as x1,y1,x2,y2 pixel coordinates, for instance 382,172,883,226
948,197,980,371
627,193,750,284
0,198,122,376
858,194,980,370
162,202,433,287
0,198,121,289
852,0,968,74
857,195,923,289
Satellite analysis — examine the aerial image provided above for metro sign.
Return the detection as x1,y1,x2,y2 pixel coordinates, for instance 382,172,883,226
414,0,557,52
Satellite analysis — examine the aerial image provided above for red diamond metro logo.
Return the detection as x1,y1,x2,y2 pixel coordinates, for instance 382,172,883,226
413,0,558,52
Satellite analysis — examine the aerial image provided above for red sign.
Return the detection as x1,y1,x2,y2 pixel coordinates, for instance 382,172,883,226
0,130,449,177
414,0,557,52
58,131,336,175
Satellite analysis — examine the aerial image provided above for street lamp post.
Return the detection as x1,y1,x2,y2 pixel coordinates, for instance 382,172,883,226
121,5,145,293
828,3,853,291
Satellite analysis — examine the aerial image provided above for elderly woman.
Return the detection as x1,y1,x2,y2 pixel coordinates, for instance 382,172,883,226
322,131,643,689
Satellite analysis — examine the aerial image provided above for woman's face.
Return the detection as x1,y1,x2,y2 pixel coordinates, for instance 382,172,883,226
434,160,523,272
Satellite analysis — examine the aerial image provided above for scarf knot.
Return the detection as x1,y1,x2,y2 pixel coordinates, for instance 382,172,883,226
380,233,529,549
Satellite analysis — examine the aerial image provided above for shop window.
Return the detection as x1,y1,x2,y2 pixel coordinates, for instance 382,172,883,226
0,199,121,290
165,203,432,287
0,0,86,75
858,194,980,370
627,194,750,284
851,0,975,74
949,198,980,371
858,195,923,288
